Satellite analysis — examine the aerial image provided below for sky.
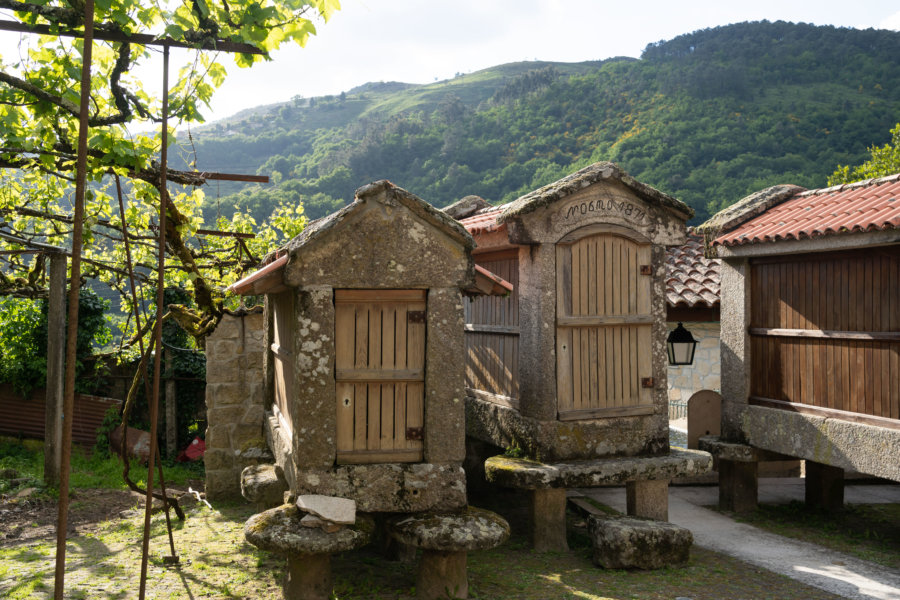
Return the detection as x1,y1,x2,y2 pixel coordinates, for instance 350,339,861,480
198,0,900,123
1,1,899,123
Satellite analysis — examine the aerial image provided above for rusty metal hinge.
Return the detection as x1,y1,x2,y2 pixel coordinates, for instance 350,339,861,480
640,265,652,276
641,377,655,388
406,427,424,441
407,310,426,324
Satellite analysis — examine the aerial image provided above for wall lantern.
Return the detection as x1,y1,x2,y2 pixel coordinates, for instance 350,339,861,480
667,322,697,366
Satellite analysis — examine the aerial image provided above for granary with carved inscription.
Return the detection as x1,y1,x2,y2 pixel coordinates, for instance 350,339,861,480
452,163,713,554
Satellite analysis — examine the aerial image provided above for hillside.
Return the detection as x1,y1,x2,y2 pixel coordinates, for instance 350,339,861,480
181,21,900,225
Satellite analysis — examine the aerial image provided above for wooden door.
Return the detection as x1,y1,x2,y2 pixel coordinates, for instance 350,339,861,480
335,289,426,464
556,232,653,420
271,291,294,434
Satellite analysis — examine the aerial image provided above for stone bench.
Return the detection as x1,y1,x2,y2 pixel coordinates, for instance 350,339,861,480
484,447,712,551
244,504,374,600
241,464,289,511
387,508,509,600
587,514,692,570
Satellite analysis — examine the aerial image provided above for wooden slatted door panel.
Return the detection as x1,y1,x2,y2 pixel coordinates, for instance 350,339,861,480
464,250,520,408
556,234,652,419
271,291,294,435
749,247,900,422
335,289,425,464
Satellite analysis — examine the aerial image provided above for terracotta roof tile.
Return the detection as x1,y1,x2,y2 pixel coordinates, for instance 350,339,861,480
460,207,505,234
715,174,900,246
665,232,721,308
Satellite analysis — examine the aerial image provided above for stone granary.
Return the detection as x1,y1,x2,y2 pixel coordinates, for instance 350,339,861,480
454,162,712,551
699,174,900,513
226,180,510,599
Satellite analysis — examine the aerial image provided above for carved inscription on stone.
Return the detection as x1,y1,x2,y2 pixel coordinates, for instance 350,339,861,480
562,197,648,225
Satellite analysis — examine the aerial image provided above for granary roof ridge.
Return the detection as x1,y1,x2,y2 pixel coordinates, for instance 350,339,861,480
697,184,806,255
497,161,694,224
795,172,900,198
285,180,475,258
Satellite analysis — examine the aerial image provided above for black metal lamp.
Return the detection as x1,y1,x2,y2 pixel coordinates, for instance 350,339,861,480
667,322,697,366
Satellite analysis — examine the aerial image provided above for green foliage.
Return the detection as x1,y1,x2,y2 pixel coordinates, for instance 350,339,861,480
829,123,900,185
0,289,111,398
185,21,900,225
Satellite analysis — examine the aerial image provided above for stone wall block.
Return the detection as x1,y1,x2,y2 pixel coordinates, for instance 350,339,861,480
242,404,265,425
207,405,246,425
206,357,241,384
205,448,235,471
424,287,466,464
208,382,244,406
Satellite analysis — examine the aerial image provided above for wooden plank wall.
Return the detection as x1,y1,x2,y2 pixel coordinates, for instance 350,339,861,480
749,246,900,422
271,291,294,434
335,290,425,464
556,234,653,419
464,251,520,408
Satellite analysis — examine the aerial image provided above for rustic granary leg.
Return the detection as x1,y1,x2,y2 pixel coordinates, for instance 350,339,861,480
805,461,844,512
417,550,468,600
285,553,332,600
531,488,568,552
718,459,759,513
625,479,669,521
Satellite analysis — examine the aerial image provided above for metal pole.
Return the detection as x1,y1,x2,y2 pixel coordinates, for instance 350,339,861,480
138,42,170,600
53,0,94,596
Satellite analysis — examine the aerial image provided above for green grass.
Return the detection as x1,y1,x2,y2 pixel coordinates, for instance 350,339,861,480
729,499,900,569
0,436,204,497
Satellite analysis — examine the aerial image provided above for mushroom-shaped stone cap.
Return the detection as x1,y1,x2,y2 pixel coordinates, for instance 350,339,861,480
388,507,509,552
244,504,374,556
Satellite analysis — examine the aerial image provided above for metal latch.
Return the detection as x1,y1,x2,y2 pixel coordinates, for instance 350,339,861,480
408,311,426,324
406,427,424,441
641,377,655,388
640,265,652,276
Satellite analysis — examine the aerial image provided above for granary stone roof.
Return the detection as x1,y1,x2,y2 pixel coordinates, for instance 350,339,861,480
286,179,474,256
498,162,694,223
665,230,720,308
704,173,900,247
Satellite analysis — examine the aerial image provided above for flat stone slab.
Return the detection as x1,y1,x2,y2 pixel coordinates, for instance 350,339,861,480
296,495,356,525
698,436,759,461
588,515,692,570
388,507,510,552
244,504,373,556
485,448,712,489
241,464,288,508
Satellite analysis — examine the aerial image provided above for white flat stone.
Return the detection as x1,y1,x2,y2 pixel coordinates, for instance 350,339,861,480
296,494,356,525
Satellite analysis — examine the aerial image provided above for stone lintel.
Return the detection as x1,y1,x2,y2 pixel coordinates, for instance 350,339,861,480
484,448,712,489
698,435,796,463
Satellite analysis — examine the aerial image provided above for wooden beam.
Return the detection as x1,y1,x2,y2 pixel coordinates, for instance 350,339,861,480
750,327,900,342
749,396,900,431
0,19,265,54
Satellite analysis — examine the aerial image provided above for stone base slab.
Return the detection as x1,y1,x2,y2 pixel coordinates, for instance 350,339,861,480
294,463,467,513
484,448,712,489
587,515,692,570
466,396,668,462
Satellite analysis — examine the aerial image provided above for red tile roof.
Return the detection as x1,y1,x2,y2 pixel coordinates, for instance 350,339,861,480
715,174,900,247
666,232,720,308
459,207,504,234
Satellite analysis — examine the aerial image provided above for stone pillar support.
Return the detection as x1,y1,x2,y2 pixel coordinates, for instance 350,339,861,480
719,459,759,513
805,461,844,512
417,550,468,600
626,479,669,521
531,488,568,552
285,554,332,600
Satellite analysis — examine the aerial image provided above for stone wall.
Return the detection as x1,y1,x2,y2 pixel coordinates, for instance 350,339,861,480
205,311,269,499
666,321,721,414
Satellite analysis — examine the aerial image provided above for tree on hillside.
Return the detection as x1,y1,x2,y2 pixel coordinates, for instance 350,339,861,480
828,123,900,185
0,0,336,345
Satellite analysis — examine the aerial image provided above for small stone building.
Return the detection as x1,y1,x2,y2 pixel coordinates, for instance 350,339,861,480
701,174,900,511
664,232,721,415
227,180,509,513
458,162,694,461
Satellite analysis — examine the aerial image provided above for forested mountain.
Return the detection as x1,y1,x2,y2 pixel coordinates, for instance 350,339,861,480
181,21,900,225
